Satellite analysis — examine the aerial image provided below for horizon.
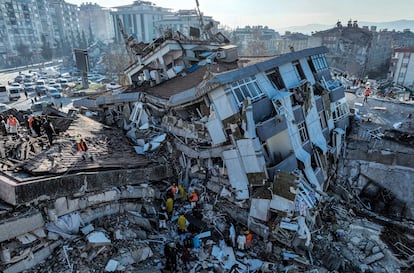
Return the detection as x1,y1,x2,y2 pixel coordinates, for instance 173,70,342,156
66,0,414,30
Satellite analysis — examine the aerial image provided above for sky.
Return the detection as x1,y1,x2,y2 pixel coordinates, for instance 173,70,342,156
67,0,414,30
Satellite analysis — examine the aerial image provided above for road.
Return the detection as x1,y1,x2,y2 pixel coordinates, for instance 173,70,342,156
1,69,78,113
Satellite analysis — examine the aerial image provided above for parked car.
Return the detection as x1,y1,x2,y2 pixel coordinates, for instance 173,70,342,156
47,87,61,98
24,83,35,92
24,74,36,83
50,83,62,92
14,75,24,83
59,78,69,88
35,79,47,96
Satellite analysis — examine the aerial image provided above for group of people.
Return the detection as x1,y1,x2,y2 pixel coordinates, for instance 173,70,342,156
228,223,253,251
162,183,199,221
1,114,57,146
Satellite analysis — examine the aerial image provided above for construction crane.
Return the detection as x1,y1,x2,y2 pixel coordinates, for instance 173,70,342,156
117,17,136,64
195,0,204,31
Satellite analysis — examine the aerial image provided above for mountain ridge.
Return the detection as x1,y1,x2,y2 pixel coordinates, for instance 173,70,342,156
279,19,414,35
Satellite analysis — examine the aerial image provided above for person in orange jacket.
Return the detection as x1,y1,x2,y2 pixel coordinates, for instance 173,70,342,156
363,87,371,103
76,136,93,161
6,115,19,135
189,190,198,208
245,230,253,250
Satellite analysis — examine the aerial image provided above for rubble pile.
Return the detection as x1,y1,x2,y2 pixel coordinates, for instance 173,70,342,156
0,107,74,173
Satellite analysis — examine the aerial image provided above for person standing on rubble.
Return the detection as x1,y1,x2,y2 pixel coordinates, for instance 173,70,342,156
158,206,168,230
6,115,19,135
76,136,94,161
177,214,187,234
178,184,186,201
42,117,56,146
32,116,42,137
237,231,246,250
165,196,174,218
181,246,191,270
189,190,199,209
245,230,253,250
28,115,36,136
229,223,236,248
363,85,371,103
164,242,177,272
168,183,178,199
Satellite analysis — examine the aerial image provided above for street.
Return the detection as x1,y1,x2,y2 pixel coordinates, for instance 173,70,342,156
1,69,78,113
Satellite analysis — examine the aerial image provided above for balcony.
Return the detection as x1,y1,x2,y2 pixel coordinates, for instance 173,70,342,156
266,152,297,180
256,115,287,141
329,85,345,102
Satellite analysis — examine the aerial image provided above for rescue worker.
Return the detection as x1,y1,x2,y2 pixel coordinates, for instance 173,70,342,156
32,116,42,136
178,184,186,201
77,136,93,161
28,115,37,136
245,230,253,250
169,183,178,199
165,196,174,218
177,214,187,234
181,246,191,270
363,86,371,103
42,117,56,146
158,206,168,230
6,115,19,135
189,190,198,208
237,232,246,250
229,223,236,248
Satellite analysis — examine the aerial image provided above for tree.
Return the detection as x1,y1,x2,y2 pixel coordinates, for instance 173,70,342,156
101,43,129,83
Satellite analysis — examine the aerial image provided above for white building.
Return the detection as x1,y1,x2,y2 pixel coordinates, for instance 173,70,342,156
390,47,414,88
111,1,170,43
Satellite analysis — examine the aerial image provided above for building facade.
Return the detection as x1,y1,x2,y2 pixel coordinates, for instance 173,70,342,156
110,1,170,43
0,0,80,68
78,3,114,44
390,47,414,88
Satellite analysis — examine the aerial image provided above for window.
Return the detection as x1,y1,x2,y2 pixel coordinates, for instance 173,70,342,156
266,68,285,90
298,121,309,143
332,101,349,122
293,61,306,81
228,76,265,105
311,54,328,72
319,110,327,129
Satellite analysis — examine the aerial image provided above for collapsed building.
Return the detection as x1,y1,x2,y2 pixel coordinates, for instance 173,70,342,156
0,28,413,273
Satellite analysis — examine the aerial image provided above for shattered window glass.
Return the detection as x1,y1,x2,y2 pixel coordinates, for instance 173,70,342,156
229,76,265,105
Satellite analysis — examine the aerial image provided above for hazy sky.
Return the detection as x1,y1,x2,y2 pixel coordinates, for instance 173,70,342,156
67,0,414,29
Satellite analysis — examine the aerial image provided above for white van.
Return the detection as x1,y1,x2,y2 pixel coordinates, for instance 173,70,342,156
35,79,47,95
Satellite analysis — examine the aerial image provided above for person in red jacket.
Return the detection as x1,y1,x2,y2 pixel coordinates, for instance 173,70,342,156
189,190,199,208
77,136,93,161
363,87,371,103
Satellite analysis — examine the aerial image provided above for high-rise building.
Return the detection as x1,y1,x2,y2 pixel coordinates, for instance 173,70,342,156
110,1,170,43
79,3,114,44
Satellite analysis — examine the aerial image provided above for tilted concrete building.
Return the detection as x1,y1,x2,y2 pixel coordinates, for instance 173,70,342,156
0,26,352,271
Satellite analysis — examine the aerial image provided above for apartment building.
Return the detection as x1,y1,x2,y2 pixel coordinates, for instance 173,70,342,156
110,1,170,43
390,47,414,88
0,0,80,68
